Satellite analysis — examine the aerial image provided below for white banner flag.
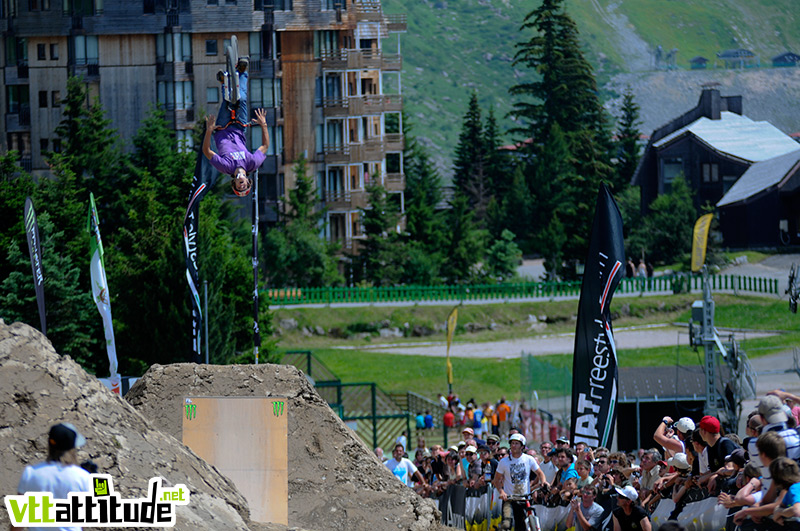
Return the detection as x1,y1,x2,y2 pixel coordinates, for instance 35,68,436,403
88,193,120,394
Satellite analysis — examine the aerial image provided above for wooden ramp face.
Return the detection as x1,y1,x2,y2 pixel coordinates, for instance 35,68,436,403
182,397,288,524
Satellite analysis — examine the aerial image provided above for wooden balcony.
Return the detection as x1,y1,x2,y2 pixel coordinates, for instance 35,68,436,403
323,144,350,164
321,49,400,71
385,13,407,33
353,0,382,22
325,190,369,209
384,133,404,152
322,97,349,117
384,173,405,191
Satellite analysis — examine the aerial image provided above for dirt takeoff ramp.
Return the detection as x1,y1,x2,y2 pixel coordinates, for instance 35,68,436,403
126,362,453,531
0,320,254,531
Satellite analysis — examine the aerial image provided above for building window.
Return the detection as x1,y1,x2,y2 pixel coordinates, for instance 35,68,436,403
143,0,155,13
661,158,683,191
6,85,29,113
37,44,46,60
50,43,58,60
157,80,194,110
313,30,339,58
249,32,263,62
205,40,217,56
176,130,194,152
722,175,737,194
207,0,217,6
39,138,48,152
702,163,719,183
52,139,61,153
6,37,28,65
156,33,191,62
51,91,61,107
38,90,48,108
316,124,323,154
207,87,219,104
73,35,99,65
386,152,401,174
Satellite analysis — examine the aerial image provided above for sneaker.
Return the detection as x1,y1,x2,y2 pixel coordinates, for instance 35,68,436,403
216,69,225,83
236,56,249,74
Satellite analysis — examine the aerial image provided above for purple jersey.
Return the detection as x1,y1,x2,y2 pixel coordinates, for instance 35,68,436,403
210,127,266,175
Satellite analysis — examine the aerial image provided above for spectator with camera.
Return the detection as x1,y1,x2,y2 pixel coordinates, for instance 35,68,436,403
654,416,695,460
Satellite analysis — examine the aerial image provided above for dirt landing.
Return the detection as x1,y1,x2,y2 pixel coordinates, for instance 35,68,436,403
126,362,454,531
0,320,254,530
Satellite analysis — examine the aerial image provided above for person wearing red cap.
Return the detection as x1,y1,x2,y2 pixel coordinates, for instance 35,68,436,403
696,415,738,493
15,423,93,531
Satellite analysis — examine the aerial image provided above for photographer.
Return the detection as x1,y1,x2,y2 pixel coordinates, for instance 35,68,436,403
654,416,695,460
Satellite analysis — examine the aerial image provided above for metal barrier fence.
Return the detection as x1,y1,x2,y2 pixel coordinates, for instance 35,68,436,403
266,273,779,305
282,351,409,451
316,381,409,451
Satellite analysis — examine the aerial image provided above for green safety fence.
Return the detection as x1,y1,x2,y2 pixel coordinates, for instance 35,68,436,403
264,273,779,305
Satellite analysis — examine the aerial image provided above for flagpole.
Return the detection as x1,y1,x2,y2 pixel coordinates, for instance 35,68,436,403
203,279,209,364
252,170,261,364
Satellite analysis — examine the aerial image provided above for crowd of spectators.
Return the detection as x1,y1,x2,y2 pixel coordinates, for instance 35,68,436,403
380,389,800,531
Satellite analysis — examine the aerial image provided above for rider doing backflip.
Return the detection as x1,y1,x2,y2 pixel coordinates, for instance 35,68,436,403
202,35,270,197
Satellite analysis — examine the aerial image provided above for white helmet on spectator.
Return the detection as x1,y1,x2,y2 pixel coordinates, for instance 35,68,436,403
509,433,527,447
674,417,695,434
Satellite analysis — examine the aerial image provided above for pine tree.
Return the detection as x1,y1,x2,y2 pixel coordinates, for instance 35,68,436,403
402,115,445,284
356,184,405,286
0,151,34,282
615,86,642,192
453,93,493,225
510,0,615,277
264,154,342,288
0,214,101,372
443,194,485,284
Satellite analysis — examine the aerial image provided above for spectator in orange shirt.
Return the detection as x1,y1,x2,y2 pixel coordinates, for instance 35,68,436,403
497,397,512,438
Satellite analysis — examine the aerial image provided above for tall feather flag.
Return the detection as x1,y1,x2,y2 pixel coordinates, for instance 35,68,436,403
445,307,458,393
569,185,625,447
691,213,714,272
23,197,46,335
88,193,120,394
183,142,219,363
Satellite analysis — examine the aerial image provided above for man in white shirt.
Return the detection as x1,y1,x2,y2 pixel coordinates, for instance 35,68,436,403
539,440,558,484
494,434,549,531
15,423,93,531
385,443,427,488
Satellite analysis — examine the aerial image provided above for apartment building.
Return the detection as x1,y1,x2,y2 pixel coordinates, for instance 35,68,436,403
1,0,405,251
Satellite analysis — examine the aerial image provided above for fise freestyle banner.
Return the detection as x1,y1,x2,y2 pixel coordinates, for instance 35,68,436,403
183,143,219,363
569,185,625,448
24,197,46,335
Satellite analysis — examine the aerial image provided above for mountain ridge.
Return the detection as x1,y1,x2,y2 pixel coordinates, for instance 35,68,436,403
382,0,800,178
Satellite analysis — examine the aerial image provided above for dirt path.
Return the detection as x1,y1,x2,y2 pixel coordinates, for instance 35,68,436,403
354,324,777,358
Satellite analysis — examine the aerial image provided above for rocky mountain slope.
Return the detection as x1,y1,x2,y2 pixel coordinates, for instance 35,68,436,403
382,0,800,176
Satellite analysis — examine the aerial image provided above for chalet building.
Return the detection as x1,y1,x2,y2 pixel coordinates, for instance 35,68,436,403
717,149,800,248
772,52,800,68
0,0,406,252
715,48,758,69
689,56,708,70
632,88,799,228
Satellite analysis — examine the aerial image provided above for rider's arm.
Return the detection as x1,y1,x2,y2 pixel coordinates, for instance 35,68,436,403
252,108,270,155
493,471,507,499
202,115,217,160
534,466,549,489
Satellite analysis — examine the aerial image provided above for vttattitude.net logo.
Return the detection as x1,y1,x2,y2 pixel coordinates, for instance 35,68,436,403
4,475,190,528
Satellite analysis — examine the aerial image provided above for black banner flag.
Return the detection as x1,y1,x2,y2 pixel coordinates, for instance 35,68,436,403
569,184,625,448
182,143,219,363
23,197,46,335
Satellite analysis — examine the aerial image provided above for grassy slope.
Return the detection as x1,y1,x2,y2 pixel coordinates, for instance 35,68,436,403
278,295,800,405
382,0,800,176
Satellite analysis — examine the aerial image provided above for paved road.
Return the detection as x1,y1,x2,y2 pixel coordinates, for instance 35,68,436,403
349,324,778,358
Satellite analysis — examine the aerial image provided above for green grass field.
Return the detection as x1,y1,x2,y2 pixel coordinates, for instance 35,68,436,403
278,294,800,405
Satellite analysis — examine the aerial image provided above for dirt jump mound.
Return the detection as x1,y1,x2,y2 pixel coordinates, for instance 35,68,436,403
126,361,450,531
0,320,252,530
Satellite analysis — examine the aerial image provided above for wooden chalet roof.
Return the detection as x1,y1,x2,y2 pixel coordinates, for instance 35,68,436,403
717,49,756,59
